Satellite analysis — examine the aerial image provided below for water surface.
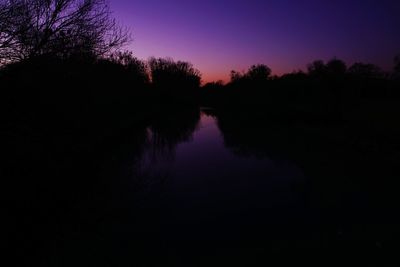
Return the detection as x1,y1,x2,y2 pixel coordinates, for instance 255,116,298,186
135,111,309,245
6,109,398,266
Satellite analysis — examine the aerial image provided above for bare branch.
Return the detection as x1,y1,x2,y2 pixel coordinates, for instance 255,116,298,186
0,0,130,64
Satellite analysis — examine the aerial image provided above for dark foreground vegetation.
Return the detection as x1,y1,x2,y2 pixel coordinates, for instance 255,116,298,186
2,0,400,266
3,53,400,266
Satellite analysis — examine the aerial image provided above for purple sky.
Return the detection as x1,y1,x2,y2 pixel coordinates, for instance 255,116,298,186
110,0,400,83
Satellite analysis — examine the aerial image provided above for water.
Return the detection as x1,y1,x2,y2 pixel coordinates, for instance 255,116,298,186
136,112,307,244
5,109,399,265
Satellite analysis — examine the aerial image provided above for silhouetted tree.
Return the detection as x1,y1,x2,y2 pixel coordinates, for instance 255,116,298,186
110,51,149,84
348,63,383,79
280,70,307,81
230,70,244,83
0,0,129,64
326,58,347,76
394,55,400,74
148,57,201,89
307,59,347,81
202,80,224,90
229,65,271,86
307,60,326,77
247,64,271,81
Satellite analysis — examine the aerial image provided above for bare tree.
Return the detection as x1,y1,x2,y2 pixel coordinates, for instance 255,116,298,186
0,0,129,64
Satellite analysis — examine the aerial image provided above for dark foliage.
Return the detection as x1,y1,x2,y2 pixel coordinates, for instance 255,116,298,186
348,62,383,79
394,55,400,80
230,64,271,89
201,56,400,123
147,57,201,104
148,57,201,89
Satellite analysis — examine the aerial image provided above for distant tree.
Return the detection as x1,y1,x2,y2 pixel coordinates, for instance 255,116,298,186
395,55,400,73
280,70,307,81
203,80,224,90
0,0,129,64
229,64,271,85
214,80,225,86
348,63,383,79
247,64,271,81
229,70,246,83
307,60,326,76
307,59,346,79
148,57,201,89
326,58,347,76
230,70,243,83
204,80,224,87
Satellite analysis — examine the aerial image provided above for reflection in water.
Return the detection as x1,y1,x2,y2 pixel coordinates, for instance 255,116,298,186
5,108,399,266
138,111,307,246
148,106,201,160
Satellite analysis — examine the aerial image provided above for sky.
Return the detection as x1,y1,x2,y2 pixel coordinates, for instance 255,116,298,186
110,0,400,83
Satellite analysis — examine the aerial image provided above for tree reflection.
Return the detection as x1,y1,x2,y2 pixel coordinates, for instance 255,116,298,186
148,105,201,160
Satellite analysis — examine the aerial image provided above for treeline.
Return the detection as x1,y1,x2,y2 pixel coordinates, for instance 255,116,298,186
1,0,400,144
2,52,400,143
0,0,203,149
201,58,400,121
0,52,204,155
